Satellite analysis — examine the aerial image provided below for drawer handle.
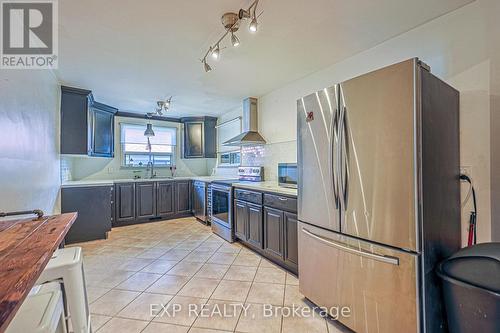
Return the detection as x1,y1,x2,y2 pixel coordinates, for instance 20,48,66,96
278,197,288,201
302,228,399,266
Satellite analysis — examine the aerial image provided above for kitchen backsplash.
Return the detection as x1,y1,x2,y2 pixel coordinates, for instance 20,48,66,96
62,155,216,181
240,140,297,181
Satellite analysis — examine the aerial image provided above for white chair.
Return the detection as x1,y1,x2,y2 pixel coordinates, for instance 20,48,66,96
37,247,91,333
6,282,67,333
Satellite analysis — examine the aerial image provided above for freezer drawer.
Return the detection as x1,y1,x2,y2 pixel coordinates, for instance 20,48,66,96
298,222,419,333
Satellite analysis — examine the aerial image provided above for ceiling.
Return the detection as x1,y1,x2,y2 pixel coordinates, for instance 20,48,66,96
56,0,473,117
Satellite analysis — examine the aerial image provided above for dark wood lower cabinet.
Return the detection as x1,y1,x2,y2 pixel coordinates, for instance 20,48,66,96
263,206,284,260
136,182,157,219
284,212,298,271
176,180,192,214
234,200,248,241
61,185,113,244
234,190,298,274
247,203,263,248
115,183,136,223
114,180,191,226
157,181,175,218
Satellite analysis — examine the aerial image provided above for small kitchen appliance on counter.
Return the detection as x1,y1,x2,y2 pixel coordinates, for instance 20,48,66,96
210,166,263,242
278,163,298,189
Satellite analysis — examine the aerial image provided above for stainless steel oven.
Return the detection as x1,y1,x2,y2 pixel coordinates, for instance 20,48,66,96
209,167,264,243
210,182,234,242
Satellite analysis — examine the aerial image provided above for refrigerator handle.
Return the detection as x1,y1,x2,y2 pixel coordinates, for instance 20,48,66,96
302,228,400,266
338,105,349,210
329,104,340,209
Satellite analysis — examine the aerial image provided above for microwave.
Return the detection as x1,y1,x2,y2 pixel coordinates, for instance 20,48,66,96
278,163,298,188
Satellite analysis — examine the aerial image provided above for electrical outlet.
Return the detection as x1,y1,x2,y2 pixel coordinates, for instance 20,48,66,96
460,166,472,178
108,167,114,174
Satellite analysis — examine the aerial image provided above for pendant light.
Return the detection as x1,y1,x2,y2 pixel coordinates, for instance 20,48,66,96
144,123,155,137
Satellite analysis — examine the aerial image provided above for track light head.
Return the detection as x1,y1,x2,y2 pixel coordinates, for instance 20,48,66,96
239,8,251,19
211,44,220,59
203,60,212,72
249,17,258,32
231,32,240,47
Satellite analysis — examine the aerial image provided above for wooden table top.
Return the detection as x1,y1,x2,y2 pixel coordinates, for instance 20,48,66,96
0,212,77,333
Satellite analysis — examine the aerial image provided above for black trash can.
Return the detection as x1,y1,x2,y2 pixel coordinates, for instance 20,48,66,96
436,243,500,333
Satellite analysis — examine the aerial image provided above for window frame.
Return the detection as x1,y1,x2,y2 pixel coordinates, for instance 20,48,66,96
120,122,177,169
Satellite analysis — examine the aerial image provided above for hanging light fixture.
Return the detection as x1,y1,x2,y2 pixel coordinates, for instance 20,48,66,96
144,123,155,137
200,0,261,72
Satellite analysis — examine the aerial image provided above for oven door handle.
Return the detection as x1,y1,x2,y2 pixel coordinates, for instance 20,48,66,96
211,184,231,192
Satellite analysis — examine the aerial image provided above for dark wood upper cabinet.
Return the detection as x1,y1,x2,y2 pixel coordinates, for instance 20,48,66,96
89,102,116,157
60,86,117,157
263,206,284,260
247,202,263,249
157,181,175,218
185,122,203,157
284,212,298,270
60,86,92,155
115,183,136,224
176,180,192,214
181,117,217,159
234,200,248,241
136,182,157,219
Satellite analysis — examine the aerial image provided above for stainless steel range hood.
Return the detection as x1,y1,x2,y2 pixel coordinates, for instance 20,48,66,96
223,97,266,146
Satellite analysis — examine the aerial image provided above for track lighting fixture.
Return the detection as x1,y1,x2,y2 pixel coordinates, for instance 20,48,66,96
200,0,261,72
147,97,172,117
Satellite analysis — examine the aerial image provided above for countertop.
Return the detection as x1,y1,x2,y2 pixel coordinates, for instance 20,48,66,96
0,213,78,332
233,181,298,197
61,176,235,188
62,178,298,197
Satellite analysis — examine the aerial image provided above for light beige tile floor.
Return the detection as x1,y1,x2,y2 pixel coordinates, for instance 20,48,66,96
72,217,350,333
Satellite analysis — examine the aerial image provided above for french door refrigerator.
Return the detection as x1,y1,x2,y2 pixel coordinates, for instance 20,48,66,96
297,58,461,333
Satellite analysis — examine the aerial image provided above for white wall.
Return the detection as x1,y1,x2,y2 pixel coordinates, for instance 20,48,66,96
0,70,60,218
63,116,215,180
256,0,498,243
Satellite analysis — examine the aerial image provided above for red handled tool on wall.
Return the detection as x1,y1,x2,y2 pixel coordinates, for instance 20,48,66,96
460,174,477,246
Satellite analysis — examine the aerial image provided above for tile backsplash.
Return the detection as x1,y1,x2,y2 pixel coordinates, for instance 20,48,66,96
240,140,297,181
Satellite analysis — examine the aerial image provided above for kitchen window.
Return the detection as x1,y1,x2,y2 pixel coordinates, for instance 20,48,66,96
120,123,176,167
219,151,241,167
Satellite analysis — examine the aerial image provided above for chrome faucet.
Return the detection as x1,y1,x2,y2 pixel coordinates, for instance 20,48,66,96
146,161,156,178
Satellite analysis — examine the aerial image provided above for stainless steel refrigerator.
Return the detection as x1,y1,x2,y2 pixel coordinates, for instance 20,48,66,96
297,58,461,333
